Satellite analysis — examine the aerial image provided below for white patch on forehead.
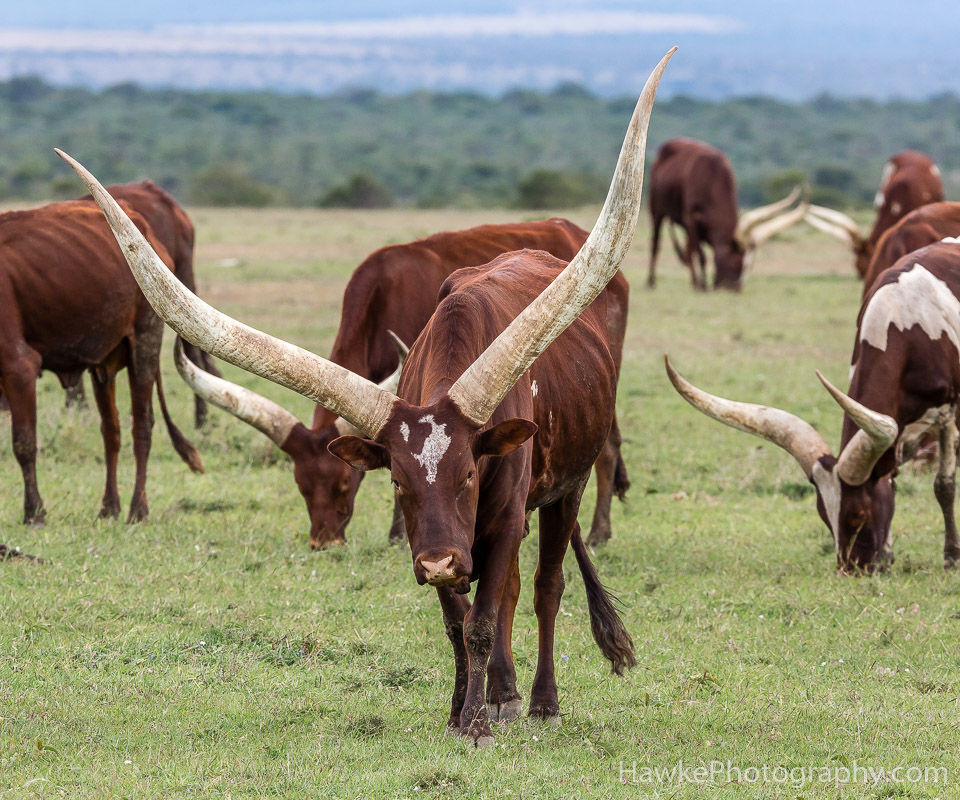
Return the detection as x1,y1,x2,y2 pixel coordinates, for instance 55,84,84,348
411,414,451,484
400,422,410,442
812,461,841,552
531,380,538,397
874,191,885,209
860,264,960,354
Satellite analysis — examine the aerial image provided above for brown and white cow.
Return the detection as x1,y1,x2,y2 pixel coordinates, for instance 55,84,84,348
861,202,960,296
61,47,674,746
647,138,807,290
805,150,944,278
175,218,630,549
666,239,960,572
0,200,203,525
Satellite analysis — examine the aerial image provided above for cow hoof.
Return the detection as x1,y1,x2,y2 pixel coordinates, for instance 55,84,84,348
472,735,495,749
944,556,960,570
586,527,610,547
98,504,120,520
25,515,46,528
529,704,561,725
486,698,523,724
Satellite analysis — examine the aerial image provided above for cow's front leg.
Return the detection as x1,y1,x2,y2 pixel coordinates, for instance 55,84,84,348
459,536,519,748
486,557,522,723
436,586,470,731
935,416,960,567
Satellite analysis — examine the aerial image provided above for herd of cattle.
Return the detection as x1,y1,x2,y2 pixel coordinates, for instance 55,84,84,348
3,49,960,746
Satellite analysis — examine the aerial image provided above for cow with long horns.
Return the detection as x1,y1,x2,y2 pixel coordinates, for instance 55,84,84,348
173,217,631,549
60,48,674,746
666,239,960,572
0,200,203,525
647,138,807,291
805,150,944,279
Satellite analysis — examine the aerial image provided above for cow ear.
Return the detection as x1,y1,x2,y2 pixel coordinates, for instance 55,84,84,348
474,418,538,458
327,436,390,472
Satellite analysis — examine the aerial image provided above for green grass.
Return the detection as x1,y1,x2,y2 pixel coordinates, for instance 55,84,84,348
1,209,957,798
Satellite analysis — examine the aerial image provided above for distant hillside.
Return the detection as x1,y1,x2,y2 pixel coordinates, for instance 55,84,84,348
2,77,958,209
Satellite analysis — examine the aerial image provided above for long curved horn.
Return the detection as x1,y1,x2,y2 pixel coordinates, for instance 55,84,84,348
447,47,675,426
744,201,810,249
332,331,409,435
174,338,300,446
735,185,802,241
57,149,399,440
816,371,898,485
805,205,866,247
665,355,831,478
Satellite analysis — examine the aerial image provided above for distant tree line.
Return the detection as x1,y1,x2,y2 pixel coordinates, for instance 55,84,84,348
1,75,958,209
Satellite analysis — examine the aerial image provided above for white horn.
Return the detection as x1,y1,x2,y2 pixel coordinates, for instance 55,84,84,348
447,47,675,425
745,201,810,249
57,149,399,440
817,371,898,485
805,204,866,247
666,355,831,478
174,338,300,446
735,185,802,241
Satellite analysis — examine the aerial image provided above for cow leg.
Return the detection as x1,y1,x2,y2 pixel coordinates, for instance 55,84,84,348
437,586,471,732
935,416,960,568
647,214,663,288
529,482,586,722
458,528,521,747
587,417,627,545
680,220,705,290
2,349,44,524
486,557,522,723
90,368,122,519
388,497,406,541
126,325,162,523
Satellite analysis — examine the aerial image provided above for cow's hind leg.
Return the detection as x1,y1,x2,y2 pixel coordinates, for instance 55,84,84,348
486,557,522,723
647,213,663,288
90,366,122,519
529,481,587,723
936,415,960,568
587,416,628,545
125,324,163,523
2,349,44,524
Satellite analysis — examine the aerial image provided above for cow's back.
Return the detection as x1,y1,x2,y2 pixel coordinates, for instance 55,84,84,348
327,219,589,384
650,138,737,222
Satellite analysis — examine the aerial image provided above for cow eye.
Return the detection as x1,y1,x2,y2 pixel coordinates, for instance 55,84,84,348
392,479,402,495
456,472,475,498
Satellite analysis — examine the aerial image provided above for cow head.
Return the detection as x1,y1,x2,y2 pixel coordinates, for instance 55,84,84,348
665,357,899,572
328,396,536,591
61,47,672,585
171,336,405,549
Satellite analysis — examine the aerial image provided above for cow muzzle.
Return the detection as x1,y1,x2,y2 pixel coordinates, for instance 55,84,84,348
414,551,471,593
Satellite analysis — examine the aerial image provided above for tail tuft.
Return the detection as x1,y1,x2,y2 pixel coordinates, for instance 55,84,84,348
156,367,205,473
571,528,636,674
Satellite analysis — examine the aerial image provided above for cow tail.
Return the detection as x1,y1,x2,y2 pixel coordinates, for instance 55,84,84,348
156,367,205,473
613,453,630,501
570,527,636,675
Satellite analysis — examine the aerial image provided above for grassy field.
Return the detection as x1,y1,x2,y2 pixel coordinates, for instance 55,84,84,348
2,207,958,799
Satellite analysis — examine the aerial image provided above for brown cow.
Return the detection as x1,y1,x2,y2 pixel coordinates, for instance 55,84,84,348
666,239,960,572
0,200,203,525
174,217,630,549
647,138,807,290
1,181,219,422
62,46,672,746
861,202,960,296
805,150,944,278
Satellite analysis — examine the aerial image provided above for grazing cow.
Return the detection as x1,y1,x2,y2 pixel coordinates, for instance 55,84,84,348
647,138,807,290
0,200,203,525
861,203,960,296
666,240,960,572
805,150,944,278
61,46,672,746
174,216,630,550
